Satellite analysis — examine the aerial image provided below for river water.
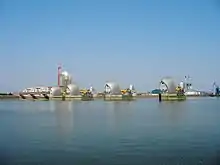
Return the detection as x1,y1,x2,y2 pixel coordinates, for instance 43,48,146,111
0,98,220,165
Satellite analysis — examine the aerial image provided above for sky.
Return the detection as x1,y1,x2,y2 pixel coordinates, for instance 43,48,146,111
1,0,220,92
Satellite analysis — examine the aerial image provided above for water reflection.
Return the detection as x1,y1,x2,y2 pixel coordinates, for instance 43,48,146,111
1,99,220,165
13,100,49,112
104,101,134,135
157,101,187,124
49,101,75,139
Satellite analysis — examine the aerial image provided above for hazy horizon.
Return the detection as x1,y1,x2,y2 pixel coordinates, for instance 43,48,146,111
1,0,220,92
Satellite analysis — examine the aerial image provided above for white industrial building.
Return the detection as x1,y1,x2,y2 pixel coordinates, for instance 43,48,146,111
21,70,81,97
160,76,202,96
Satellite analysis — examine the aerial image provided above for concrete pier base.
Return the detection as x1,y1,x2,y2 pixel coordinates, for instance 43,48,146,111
19,94,94,101
160,93,186,101
104,94,135,101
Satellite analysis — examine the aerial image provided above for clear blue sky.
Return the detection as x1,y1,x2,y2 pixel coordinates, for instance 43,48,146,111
1,0,220,92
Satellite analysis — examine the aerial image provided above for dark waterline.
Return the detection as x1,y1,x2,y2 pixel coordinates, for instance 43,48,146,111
0,98,220,165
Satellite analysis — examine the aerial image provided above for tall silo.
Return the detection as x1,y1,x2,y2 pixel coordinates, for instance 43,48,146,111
60,71,72,87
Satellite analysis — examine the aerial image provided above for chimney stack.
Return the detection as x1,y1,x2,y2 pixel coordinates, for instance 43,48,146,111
58,65,62,86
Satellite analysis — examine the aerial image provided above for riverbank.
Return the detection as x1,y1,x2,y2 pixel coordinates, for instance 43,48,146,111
0,93,213,101
0,93,19,99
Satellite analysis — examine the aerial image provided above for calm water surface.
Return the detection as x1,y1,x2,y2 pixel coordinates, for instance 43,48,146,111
1,98,220,165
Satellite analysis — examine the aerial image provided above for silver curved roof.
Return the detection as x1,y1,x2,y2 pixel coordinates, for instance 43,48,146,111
104,82,121,94
67,84,80,96
160,77,177,93
50,87,62,96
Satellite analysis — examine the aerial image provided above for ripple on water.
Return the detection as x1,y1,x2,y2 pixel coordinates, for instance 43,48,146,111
1,99,220,165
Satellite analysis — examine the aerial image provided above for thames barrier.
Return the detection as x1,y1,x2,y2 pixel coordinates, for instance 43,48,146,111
0,66,219,101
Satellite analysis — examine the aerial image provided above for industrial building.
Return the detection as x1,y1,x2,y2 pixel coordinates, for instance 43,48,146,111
159,76,202,96
103,82,137,98
20,66,91,99
179,76,202,96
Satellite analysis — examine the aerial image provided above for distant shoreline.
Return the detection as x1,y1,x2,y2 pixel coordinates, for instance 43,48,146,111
0,92,213,100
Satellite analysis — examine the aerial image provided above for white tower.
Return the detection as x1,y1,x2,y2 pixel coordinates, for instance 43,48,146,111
89,85,96,94
179,81,184,89
129,84,135,91
184,75,192,91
